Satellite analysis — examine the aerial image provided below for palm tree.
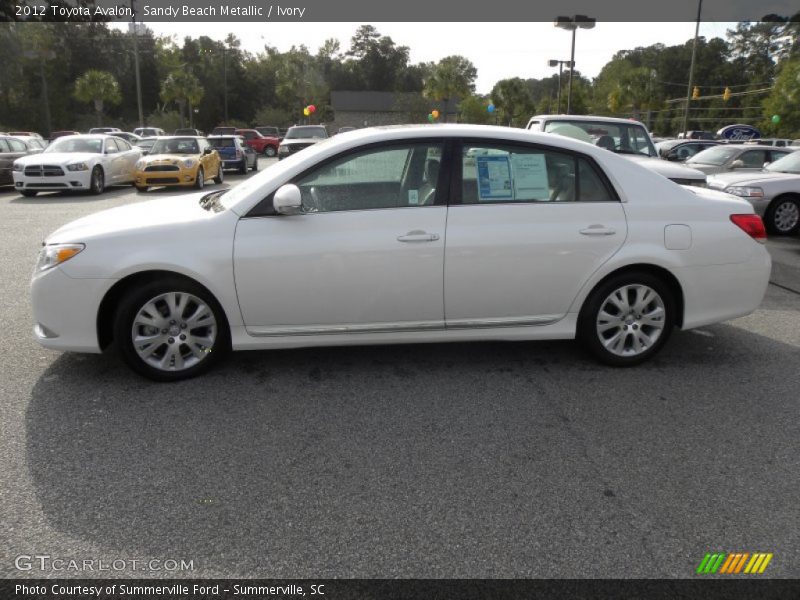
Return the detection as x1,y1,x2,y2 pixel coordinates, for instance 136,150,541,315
423,56,477,123
74,70,122,127
491,78,534,127
160,71,204,129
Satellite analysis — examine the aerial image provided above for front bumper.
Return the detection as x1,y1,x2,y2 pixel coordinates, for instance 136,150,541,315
31,267,111,353
135,166,198,187
13,169,92,192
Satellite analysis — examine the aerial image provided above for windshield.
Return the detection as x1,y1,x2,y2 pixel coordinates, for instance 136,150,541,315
44,137,103,154
149,138,200,155
765,151,800,174
543,119,656,157
687,146,740,166
285,126,327,140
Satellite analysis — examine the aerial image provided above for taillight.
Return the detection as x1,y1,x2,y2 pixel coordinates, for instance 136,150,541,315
235,150,242,159
730,214,766,243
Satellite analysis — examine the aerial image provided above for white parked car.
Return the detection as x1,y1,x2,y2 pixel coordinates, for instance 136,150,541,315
13,134,141,197
31,125,771,381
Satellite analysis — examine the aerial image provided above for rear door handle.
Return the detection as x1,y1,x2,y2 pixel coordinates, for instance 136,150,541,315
397,230,440,243
579,225,616,236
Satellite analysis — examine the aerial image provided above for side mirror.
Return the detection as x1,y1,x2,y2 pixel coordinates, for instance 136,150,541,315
273,184,303,215
762,162,771,168
203,147,212,155
142,150,149,155
666,152,678,161
730,159,745,169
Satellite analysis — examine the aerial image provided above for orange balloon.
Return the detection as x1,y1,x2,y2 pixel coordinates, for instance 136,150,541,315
431,109,440,119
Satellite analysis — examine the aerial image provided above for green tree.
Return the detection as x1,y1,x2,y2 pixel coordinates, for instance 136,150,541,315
74,69,122,126
762,58,800,135
458,95,492,124
160,70,204,128
490,78,533,126
423,55,477,122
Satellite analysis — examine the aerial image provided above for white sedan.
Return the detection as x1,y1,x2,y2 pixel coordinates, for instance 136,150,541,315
31,125,771,381
13,134,141,197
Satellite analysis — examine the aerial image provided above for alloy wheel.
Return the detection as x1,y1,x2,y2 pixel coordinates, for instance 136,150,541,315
773,199,799,233
595,284,666,357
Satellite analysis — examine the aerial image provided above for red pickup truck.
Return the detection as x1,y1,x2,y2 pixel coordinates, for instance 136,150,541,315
235,129,280,157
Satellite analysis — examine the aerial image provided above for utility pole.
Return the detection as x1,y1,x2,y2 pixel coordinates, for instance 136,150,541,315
555,15,595,115
682,0,703,138
223,46,228,122
130,1,144,128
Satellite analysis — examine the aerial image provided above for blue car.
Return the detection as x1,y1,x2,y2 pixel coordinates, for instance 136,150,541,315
207,135,258,174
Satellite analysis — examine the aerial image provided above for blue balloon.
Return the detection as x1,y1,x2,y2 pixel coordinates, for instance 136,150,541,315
487,104,496,113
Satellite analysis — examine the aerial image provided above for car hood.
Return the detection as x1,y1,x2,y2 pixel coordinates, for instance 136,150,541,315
280,138,323,145
46,193,216,244
623,154,706,180
15,152,100,165
707,170,800,189
140,154,202,164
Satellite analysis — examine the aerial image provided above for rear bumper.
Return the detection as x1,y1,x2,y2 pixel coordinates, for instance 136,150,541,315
676,248,772,329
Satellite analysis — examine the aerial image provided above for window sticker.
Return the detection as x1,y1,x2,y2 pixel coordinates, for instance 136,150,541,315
476,155,513,201
511,153,549,200
408,189,419,205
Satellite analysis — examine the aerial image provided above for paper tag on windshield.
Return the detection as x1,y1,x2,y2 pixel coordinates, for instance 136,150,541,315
408,190,419,205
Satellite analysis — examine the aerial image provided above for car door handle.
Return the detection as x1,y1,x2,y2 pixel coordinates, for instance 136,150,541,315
397,230,440,242
579,225,616,236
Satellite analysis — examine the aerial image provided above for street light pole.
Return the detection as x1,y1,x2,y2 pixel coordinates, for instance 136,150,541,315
223,46,228,123
682,0,703,138
130,0,144,128
555,15,595,114
548,59,572,114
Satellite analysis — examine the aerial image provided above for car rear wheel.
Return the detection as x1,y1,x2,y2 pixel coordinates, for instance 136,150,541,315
578,272,675,366
136,185,148,193
239,157,248,174
113,279,230,381
766,196,800,235
89,166,105,195
264,146,276,157
214,163,224,184
251,156,259,171
20,190,38,197
194,167,204,190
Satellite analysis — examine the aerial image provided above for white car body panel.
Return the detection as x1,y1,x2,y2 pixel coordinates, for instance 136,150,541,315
30,125,770,359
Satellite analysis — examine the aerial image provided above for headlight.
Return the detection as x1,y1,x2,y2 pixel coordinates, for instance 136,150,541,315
183,159,195,168
13,162,23,172
726,186,764,198
67,162,89,172
135,160,145,170
35,243,85,274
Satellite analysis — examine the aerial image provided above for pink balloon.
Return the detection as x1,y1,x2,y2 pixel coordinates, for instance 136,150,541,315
309,105,316,113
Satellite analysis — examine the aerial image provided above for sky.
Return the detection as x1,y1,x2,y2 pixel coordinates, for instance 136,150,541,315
114,22,738,94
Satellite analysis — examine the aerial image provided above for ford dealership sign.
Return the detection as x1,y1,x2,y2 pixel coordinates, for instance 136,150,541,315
716,124,761,141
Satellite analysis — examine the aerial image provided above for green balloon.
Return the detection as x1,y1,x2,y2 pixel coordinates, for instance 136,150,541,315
771,114,781,124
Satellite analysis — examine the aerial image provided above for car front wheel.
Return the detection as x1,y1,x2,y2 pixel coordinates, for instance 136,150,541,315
214,163,224,184
578,272,675,366
20,190,38,197
113,279,230,381
194,167,204,190
89,166,105,195
766,196,800,235
264,146,277,157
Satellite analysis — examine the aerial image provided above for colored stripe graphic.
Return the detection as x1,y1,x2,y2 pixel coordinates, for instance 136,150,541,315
699,552,773,575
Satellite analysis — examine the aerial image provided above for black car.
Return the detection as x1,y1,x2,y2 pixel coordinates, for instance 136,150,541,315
207,135,258,173
0,135,44,186
656,139,721,162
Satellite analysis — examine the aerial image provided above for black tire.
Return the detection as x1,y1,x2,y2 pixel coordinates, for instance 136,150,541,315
89,165,105,195
20,190,38,197
214,163,224,184
251,156,259,171
239,157,248,174
765,196,800,236
264,146,277,157
113,277,230,382
578,271,675,367
136,186,148,193
194,167,204,190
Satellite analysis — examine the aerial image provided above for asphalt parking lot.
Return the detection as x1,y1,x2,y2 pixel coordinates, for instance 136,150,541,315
1,169,799,579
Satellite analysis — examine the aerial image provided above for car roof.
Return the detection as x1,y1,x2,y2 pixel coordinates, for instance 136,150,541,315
529,114,648,126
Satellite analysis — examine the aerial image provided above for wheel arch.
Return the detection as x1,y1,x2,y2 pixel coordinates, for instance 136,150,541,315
578,263,685,328
96,269,231,351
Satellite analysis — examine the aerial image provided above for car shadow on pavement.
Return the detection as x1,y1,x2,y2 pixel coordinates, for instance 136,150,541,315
8,187,135,205
24,324,800,578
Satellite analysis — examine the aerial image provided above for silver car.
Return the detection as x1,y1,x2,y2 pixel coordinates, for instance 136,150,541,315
686,144,796,175
707,151,800,235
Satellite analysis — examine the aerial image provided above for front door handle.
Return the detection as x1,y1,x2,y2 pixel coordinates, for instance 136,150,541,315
397,230,440,243
579,225,616,236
